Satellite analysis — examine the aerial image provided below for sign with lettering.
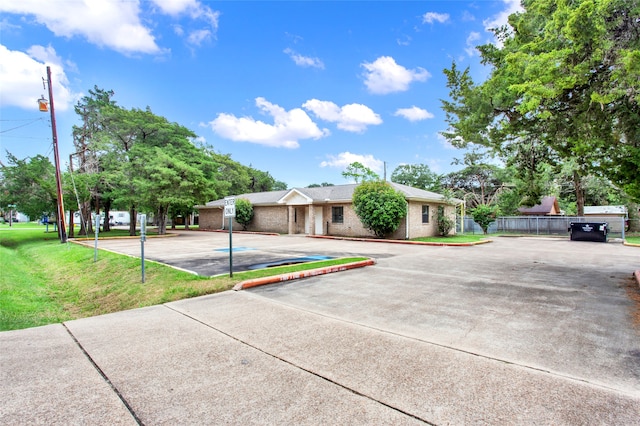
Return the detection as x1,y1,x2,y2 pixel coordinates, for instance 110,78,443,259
224,197,236,218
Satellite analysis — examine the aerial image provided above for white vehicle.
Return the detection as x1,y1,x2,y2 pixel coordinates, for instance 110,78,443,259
109,211,131,226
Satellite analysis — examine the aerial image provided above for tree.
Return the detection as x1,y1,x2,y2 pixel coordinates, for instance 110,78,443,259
352,180,407,238
471,204,498,235
441,0,640,209
442,150,506,208
342,162,380,183
390,164,443,192
0,153,56,221
307,182,334,188
234,198,254,230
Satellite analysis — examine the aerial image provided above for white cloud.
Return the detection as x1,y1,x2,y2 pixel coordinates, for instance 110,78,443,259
394,106,434,122
396,35,412,46
320,152,383,173
361,56,430,95
462,11,476,22
187,29,211,46
437,132,458,150
150,0,220,47
208,97,329,148
483,0,524,44
465,31,481,57
422,12,450,24
283,48,324,69
0,0,220,54
303,99,382,133
0,44,78,111
0,0,161,55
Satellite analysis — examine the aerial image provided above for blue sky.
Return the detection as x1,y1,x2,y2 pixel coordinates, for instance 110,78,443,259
0,0,522,189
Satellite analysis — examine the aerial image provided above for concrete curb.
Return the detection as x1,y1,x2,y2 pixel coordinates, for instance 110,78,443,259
202,229,280,236
623,241,640,247
307,235,492,247
233,259,376,290
69,233,179,241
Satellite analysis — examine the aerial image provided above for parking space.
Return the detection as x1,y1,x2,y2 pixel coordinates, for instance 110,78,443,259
17,230,635,423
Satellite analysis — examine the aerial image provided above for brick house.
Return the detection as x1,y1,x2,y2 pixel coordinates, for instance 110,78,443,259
196,183,461,239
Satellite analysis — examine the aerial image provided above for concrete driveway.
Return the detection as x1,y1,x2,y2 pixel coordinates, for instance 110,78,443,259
2,231,639,424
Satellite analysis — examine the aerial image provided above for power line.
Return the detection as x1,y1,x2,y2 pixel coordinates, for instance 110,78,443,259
0,117,47,134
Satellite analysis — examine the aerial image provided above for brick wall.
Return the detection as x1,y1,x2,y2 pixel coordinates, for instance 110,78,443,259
198,201,457,238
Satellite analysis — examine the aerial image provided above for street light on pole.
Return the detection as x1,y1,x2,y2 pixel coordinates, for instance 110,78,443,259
38,66,67,243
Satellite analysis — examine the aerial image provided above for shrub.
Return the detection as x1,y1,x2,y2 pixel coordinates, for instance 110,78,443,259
234,198,253,231
352,181,407,238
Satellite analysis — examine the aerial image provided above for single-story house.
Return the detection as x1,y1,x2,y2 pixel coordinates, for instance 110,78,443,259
518,196,561,216
196,183,462,239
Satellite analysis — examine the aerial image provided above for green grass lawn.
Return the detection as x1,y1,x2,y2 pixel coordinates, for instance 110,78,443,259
411,234,490,243
626,236,640,244
0,225,366,331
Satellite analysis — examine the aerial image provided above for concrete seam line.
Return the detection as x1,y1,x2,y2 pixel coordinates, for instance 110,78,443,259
233,259,376,291
240,291,638,398
163,304,434,425
62,323,144,426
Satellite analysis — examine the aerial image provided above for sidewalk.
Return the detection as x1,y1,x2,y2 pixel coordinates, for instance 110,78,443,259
3,291,639,424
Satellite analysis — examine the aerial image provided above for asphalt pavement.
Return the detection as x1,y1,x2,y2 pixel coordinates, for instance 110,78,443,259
2,231,640,424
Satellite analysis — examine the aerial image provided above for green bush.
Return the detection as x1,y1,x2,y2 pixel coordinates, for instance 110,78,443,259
352,181,407,238
235,198,253,231
471,204,498,234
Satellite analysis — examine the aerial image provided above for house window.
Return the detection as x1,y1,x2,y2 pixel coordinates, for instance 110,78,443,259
332,206,344,224
422,205,430,223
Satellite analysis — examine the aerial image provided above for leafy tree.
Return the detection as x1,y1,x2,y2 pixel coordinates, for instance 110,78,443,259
342,162,380,183
442,150,506,208
234,198,254,230
441,0,640,209
352,180,407,238
307,182,334,188
471,204,498,235
72,86,117,234
391,164,443,192
0,153,56,220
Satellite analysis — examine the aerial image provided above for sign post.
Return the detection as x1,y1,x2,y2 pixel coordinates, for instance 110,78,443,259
140,214,147,283
224,197,236,277
94,214,100,262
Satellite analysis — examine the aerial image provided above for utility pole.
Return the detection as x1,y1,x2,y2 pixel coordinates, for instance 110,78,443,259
39,66,67,243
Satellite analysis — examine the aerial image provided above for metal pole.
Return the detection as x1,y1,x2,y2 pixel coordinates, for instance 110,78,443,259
46,66,67,243
229,217,233,278
94,214,100,262
140,214,147,283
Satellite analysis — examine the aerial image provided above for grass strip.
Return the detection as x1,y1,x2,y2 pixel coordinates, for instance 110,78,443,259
0,227,366,331
411,234,490,243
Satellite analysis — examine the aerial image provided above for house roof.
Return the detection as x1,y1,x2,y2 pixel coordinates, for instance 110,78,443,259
197,182,461,208
518,196,560,215
584,205,627,215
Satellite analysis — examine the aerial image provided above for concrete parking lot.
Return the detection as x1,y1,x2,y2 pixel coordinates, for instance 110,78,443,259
2,231,639,424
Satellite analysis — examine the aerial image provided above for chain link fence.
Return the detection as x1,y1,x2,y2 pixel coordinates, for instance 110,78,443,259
458,215,631,239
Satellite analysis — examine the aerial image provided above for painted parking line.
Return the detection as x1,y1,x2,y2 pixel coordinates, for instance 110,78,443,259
213,247,256,253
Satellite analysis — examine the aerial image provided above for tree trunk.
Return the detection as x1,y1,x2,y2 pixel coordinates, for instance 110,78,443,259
573,171,585,216
103,199,111,232
157,205,167,235
185,214,190,230
81,201,93,235
68,208,75,238
128,206,137,236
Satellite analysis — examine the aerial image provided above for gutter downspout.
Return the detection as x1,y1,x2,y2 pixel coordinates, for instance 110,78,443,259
406,200,409,239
